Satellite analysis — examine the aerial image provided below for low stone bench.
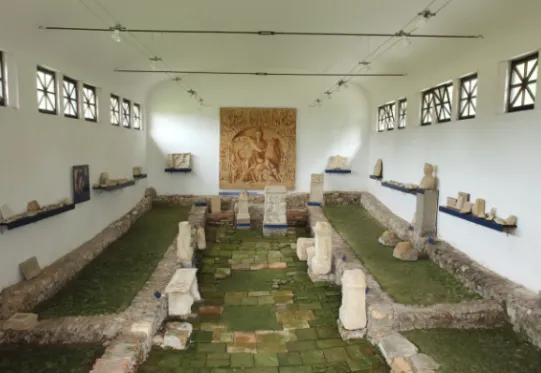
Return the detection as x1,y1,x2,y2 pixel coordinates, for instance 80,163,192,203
165,269,201,317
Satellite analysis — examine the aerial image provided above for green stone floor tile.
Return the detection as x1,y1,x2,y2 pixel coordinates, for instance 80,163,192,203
323,347,350,362
221,305,280,331
300,350,327,365
295,328,318,341
255,353,280,367
277,352,303,366
230,353,254,368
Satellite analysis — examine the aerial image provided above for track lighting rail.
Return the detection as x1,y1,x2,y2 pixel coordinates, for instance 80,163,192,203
114,70,406,77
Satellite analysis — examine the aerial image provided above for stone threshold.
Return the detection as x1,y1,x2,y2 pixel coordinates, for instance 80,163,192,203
0,197,153,321
360,192,541,350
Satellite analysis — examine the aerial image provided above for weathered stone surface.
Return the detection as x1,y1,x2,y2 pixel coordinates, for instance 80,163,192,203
165,269,200,317
0,203,14,220
19,257,41,280
378,333,418,366
327,155,349,170
324,192,361,206
373,159,383,178
210,196,221,213
408,353,439,372
144,187,157,198
0,197,152,320
378,230,400,247
264,185,287,226
339,269,367,331
3,313,38,331
393,242,419,261
208,211,234,227
27,200,41,213
418,163,436,190
309,174,324,205
176,222,193,261
196,226,206,250
392,357,414,373
163,322,192,350
310,222,332,275
296,238,315,261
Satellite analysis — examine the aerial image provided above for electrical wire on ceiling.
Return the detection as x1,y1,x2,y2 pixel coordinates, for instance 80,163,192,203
77,0,207,106
310,0,461,107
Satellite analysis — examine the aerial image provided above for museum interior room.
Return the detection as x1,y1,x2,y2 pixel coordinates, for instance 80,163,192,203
1,0,541,372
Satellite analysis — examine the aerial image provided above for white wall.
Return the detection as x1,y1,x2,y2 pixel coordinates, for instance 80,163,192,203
367,20,541,291
147,76,371,195
0,24,147,290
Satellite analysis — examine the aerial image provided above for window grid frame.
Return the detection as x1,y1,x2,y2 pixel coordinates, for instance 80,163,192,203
384,102,396,131
37,66,57,115
62,76,79,119
122,99,131,128
82,83,98,122
133,102,142,130
507,52,538,113
398,99,407,129
420,90,434,126
433,82,454,123
458,74,478,120
0,51,5,107
110,94,121,126
377,106,385,132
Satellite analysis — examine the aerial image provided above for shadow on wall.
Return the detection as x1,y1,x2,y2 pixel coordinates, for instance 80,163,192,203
145,76,372,195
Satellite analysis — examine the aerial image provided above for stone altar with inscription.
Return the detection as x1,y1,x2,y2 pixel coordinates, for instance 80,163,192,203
263,184,288,237
326,155,349,170
236,191,250,228
309,221,333,278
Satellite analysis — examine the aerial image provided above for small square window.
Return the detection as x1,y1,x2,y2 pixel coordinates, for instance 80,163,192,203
83,84,97,122
37,66,57,114
0,51,6,107
110,95,120,125
122,99,131,128
398,99,407,129
133,103,142,130
63,77,79,118
458,74,478,120
507,53,538,112
377,102,395,132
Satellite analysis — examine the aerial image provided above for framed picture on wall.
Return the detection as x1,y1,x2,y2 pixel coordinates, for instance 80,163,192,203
72,165,90,204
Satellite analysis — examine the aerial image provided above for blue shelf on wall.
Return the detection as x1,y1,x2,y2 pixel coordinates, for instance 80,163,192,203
165,168,192,173
194,202,208,207
325,169,352,174
439,206,517,233
219,191,263,196
369,175,383,181
381,181,418,195
93,180,136,192
0,204,75,232
134,174,148,180
308,202,322,206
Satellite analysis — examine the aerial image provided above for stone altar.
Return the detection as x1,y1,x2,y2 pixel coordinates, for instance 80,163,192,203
177,222,194,267
165,268,201,317
309,174,324,206
263,185,288,237
339,269,367,331
309,221,333,277
236,191,251,228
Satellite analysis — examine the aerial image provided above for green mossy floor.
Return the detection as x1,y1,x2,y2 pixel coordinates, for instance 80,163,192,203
404,327,541,373
139,227,388,373
35,205,189,317
0,345,103,373
323,205,479,305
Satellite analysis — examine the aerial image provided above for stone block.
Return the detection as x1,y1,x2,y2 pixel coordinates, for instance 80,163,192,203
0,203,14,220
263,185,287,226
310,221,332,275
393,242,419,261
211,196,221,213
3,313,38,331
339,269,367,330
378,230,399,247
378,333,418,366
196,226,206,250
309,174,324,205
27,200,41,213
163,322,193,350
408,353,439,372
165,268,200,317
296,238,315,261
392,357,414,373
19,256,41,280
414,189,438,237
177,222,193,261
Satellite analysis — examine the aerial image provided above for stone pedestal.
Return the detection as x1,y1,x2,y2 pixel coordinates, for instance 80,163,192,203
196,226,206,250
309,174,324,206
165,269,201,317
263,185,288,237
339,269,367,332
309,222,333,276
236,191,251,229
177,222,194,264
414,190,438,237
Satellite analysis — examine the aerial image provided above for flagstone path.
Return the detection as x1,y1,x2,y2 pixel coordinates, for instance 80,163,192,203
139,227,387,373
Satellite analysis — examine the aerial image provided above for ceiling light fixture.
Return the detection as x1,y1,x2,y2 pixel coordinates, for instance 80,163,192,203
325,91,332,99
416,10,436,28
316,99,322,107
149,56,162,70
110,23,126,43
360,61,372,71
396,30,412,47
337,80,348,91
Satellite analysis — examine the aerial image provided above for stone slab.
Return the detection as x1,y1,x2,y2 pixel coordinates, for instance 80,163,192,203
163,322,193,350
378,333,419,366
19,256,41,280
3,313,38,331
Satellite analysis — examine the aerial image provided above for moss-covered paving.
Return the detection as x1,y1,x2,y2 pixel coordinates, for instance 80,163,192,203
0,344,103,373
323,205,479,305
404,327,541,373
139,227,388,372
35,205,189,317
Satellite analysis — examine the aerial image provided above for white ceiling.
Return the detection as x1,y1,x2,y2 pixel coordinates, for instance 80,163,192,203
4,0,541,97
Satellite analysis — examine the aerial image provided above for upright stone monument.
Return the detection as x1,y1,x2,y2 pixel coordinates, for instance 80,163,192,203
339,269,367,336
196,226,206,250
309,221,333,278
414,189,439,237
308,174,324,206
211,196,221,213
236,191,250,229
263,184,288,237
177,222,194,267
